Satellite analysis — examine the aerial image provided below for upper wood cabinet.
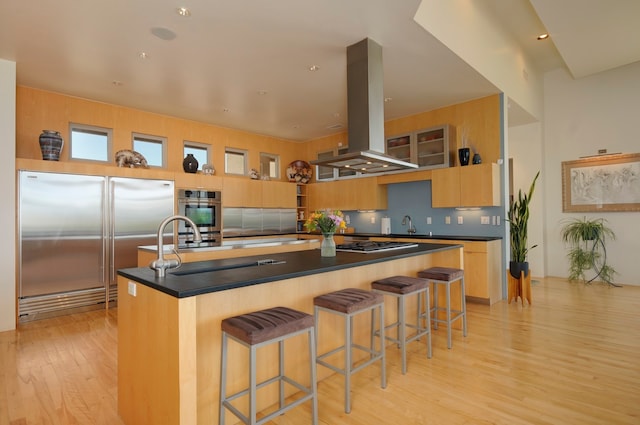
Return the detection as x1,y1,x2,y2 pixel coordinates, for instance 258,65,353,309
262,181,296,208
223,178,263,207
386,125,452,169
308,177,387,211
432,163,500,208
222,178,296,208
174,173,223,191
431,167,461,208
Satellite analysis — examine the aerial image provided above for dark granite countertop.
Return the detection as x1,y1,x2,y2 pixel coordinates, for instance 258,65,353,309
222,233,501,242
346,233,502,242
118,242,461,299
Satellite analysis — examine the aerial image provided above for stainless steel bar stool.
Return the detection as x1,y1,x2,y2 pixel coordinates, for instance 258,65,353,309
371,276,432,374
313,288,386,414
219,306,318,425
418,267,467,349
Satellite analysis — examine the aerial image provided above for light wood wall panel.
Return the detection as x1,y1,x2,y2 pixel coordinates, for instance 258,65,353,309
16,86,306,180
17,87,499,184
304,94,501,181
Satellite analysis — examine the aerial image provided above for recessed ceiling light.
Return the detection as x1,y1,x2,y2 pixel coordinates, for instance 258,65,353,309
384,97,393,102
138,52,149,59
223,108,230,112
308,65,320,71
257,90,268,95
176,7,191,17
112,80,123,86
537,33,549,40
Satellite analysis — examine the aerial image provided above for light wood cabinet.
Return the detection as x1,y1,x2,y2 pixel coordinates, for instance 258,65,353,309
386,125,452,169
308,177,387,211
222,178,263,207
431,167,460,208
222,178,295,208
457,240,501,304
431,163,499,207
370,237,502,305
261,181,296,208
174,173,223,191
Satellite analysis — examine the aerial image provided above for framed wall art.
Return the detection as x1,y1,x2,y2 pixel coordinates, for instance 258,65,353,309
562,153,640,212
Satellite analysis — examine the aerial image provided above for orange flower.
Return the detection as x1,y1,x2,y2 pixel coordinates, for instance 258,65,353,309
304,209,347,233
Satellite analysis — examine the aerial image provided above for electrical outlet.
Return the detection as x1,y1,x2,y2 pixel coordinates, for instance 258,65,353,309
426,217,432,225
445,216,451,224
370,216,376,224
128,281,137,297
492,216,497,225
457,216,463,224
481,216,490,225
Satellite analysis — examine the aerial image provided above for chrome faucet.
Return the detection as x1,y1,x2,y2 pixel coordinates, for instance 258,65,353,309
149,215,202,278
401,215,416,234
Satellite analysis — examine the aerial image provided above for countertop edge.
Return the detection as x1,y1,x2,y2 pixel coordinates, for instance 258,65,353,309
118,243,462,298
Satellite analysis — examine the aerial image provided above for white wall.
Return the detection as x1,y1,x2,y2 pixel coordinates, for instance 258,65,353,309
543,63,640,285
414,0,544,121
509,122,545,278
0,59,16,331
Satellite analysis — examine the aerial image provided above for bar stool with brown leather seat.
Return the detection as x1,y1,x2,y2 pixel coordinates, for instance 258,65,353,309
417,267,467,349
371,275,432,374
219,306,318,425
313,288,386,414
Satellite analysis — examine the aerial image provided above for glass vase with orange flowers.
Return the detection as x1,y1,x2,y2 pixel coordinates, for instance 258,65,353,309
304,209,347,256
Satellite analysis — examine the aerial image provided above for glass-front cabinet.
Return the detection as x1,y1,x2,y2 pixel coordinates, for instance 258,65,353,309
315,147,360,181
385,133,412,164
386,124,451,169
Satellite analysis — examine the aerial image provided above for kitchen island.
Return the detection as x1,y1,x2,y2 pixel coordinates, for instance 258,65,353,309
117,243,463,425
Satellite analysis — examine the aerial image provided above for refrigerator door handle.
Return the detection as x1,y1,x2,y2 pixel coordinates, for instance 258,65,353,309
109,180,116,285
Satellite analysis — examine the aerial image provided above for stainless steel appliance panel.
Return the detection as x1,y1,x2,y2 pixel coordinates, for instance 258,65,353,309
242,208,263,234
222,207,243,236
19,172,105,297
109,178,174,287
262,209,280,233
279,209,297,234
18,172,175,320
177,188,221,246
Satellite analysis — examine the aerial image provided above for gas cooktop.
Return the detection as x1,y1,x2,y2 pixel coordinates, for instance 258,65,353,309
335,241,418,253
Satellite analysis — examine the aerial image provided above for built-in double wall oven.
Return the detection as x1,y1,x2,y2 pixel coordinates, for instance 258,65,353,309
177,188,222,248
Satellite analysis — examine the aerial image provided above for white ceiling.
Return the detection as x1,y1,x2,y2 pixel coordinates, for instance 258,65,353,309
1,0,638,142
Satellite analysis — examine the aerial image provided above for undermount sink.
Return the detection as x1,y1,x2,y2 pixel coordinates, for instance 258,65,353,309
222,238,310,249
170,258,286,276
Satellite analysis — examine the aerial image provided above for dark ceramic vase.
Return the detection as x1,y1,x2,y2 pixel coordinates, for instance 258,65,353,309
472,152,482,164
458,148,470,166
183,153,199,173
39,130,64,161
509,261,530,279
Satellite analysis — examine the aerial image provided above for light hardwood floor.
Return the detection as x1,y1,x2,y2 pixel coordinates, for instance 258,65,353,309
1,277,639,425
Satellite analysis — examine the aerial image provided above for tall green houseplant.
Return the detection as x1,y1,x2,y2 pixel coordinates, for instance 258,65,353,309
507,171,540,279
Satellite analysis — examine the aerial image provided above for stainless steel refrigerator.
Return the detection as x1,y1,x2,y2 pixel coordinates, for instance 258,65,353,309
18,171,174,321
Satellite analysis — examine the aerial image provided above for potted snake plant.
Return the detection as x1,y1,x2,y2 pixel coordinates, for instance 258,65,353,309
507,171,540,279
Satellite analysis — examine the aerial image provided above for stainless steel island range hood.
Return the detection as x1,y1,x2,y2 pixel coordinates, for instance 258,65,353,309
311,38,418,174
